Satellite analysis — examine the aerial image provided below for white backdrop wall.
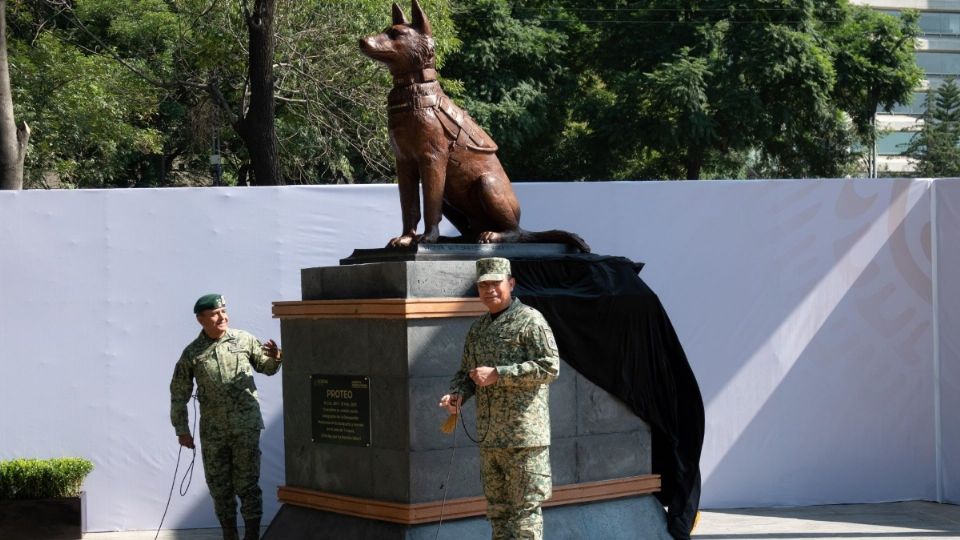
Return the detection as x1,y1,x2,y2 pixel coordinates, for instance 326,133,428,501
936,179,960,504
0,179,953,532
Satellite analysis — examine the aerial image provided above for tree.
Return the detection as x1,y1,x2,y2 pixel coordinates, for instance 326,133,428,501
4,0,921,185
441,0,577,180
594,0,872,180
826,5,923,177
9,0,182,188
230,0,280,185
905,78,960,176
9,0,456,187
267,0,457,183
444,0,920,181
0,0,28,189
75,0,284,185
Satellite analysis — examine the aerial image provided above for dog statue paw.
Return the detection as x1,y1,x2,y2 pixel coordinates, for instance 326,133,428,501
387,234,417,248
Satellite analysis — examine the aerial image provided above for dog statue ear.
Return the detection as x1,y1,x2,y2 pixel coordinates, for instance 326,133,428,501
392,3,407,25
411,0,432,36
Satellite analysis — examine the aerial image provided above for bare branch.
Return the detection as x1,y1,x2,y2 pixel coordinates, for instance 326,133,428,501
206,80,241,131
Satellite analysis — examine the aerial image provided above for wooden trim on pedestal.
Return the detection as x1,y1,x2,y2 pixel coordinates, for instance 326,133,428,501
273,298,487,320
277,474,660,525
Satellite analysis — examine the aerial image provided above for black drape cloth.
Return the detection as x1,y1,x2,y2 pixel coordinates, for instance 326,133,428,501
511,254,704,540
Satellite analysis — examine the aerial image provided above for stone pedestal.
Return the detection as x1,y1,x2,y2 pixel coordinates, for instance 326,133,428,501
265,246,670,539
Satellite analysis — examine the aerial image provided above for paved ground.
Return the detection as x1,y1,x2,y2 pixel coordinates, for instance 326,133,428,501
693,502,960,539
82,527,263,540
82,501,960,539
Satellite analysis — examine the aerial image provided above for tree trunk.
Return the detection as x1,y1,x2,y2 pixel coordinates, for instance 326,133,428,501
0,0,28,190
240,0,281,186
684,147,703,180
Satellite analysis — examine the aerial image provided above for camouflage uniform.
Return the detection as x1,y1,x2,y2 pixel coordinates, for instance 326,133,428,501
450,298,559,539
170,328,281,525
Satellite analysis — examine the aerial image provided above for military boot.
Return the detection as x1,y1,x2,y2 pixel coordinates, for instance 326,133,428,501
243,517,261,540
220,519,239,540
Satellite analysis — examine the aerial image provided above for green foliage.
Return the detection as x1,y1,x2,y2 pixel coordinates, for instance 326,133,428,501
3,0,923,184
9,2,164,188
826,6,923,143
905,79,960,177
590,0,843,179
444,0,920,180
440,0,576,179
265,0,459,183
7,0,456,186
0,458,94,500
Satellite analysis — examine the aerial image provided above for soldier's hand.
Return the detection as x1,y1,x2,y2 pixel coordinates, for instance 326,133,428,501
470,367,499,387
439,393,461,414
178,434,195,449
262,339,282,361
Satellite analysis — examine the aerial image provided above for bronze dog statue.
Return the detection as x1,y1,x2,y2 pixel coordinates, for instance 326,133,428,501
359,0,590,252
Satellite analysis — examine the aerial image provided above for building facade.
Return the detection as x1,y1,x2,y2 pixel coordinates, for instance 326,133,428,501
852,0,960,174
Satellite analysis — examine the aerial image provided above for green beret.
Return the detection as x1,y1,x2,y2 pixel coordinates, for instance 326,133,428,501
476,257,511,282
193,294,225,314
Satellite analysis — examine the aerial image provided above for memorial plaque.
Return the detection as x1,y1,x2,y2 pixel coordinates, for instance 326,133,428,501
311,374,371,446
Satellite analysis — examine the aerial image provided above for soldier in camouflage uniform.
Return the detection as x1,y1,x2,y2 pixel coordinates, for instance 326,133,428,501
439,258,559,539
170,294,282,540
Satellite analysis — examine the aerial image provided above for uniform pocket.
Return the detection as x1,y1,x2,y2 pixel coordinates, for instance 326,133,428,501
198,355,219,382
522,447,552,501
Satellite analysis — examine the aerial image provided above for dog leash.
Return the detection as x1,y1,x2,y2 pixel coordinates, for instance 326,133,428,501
434,399,461,540
154,394,198,540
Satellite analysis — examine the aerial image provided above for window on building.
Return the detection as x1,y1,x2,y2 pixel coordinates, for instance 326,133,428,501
883,91,927,115
876,131,916,156
916,52,960,76
881,10,960,36
919,12,960,36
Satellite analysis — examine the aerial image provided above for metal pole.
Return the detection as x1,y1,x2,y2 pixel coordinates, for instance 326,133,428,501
211,105,222,186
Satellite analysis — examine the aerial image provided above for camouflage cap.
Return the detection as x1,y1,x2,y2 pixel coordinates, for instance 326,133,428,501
193,293,225,314
476,257,511,282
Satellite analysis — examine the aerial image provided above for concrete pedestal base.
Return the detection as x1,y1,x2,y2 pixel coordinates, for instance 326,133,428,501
268,248,670,538
264,494,670,540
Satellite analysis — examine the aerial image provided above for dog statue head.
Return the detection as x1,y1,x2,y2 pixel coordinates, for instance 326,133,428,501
359,0,436,79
